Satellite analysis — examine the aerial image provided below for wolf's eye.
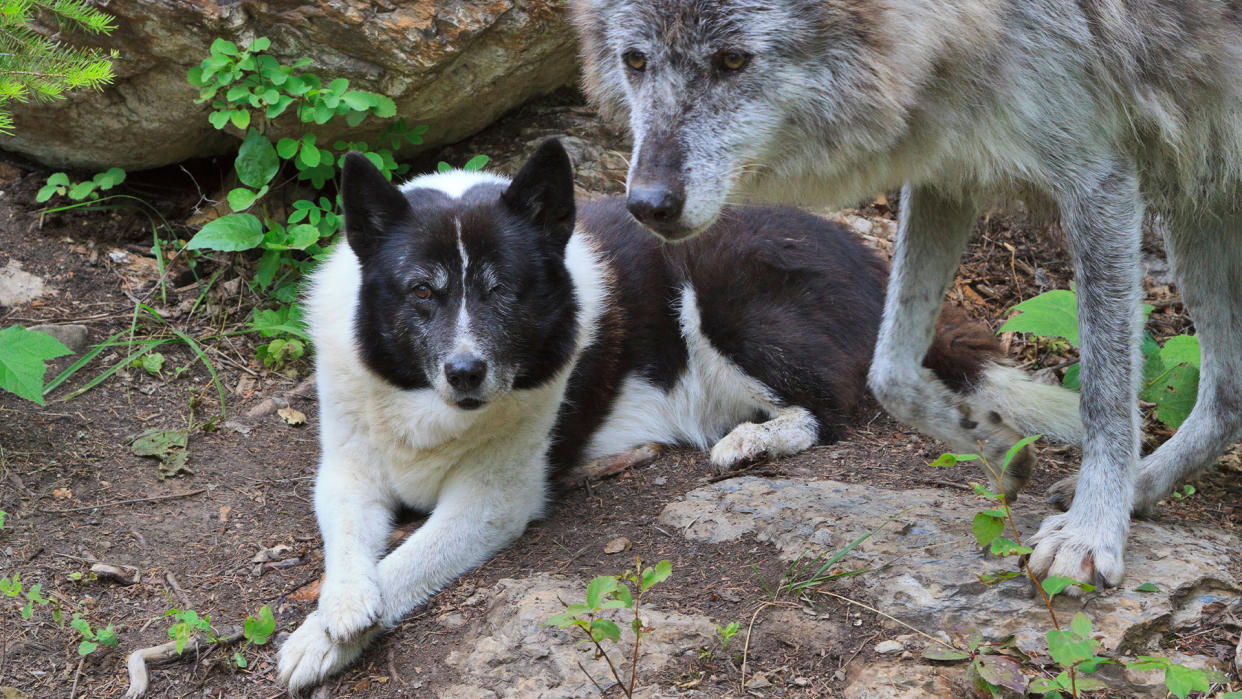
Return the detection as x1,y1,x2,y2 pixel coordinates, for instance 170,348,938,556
412,283,433,300
716,50,751,73
623,50,647,72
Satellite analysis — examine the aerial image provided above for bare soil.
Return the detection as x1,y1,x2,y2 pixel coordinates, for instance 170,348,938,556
0,93,1237,698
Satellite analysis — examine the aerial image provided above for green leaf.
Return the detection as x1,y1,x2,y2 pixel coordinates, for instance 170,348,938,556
299,144,321,168
1002,434,1041,471
276,137,300,159
93,167,126,190
1046,628,1094,667
78,640,98,656
243,605,275,644
68,180,97,200
1159,334,1200,369
975,654,1027,695
971,512,1006,547
438,161,451,173
545,612,576,628
371,94,397,118
208,110,231,130
640,560,672,592
1163,663,1209,699
340,90,376,111
210,38,239,56
1041,576,1077,598
234,651,248,667
230,109,251,130
283,223,319,250
929,452,978,468
1141,363,1198,429
978,570,1021,585
463,154,490,171
1028,672,1072,694
613,584,633,607
70,615,91,636
36,183,62,202
1070,612,1092,637
139,352,165,376
589,618,621,644
586,576,618,609
1061,362,1080,389
248,36,271,52
1134,582,1159,593
96,625,118,647
254,249,281,289
922,646,971,661
988,537,1032,557
227,186,266,212
0,325,73,404
0,510,5,529
235,131,279,188
999,289,1080,346
186,213,264,251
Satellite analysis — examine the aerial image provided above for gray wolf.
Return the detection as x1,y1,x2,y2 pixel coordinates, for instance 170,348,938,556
276,139,1056,691
571,0,1242,587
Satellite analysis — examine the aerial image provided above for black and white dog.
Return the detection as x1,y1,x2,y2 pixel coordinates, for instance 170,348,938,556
277,139,1077,691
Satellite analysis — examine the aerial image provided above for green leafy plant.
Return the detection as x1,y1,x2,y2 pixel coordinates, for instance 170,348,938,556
437,154,491,173
0,0,117,133
184,36,426,304
129,350,165,377
70,613,118,656
3,572,65,626
232,604,276,667
1000,289,1200,428
715,622,739,651
36,167,126,203
165,607,213,654
931,441,1232,698
0,324,72,404
546,558,672,698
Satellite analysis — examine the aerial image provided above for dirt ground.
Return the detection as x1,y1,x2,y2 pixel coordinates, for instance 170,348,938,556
1,92,1239,698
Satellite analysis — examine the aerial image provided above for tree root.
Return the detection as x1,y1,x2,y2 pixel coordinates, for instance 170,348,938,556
124,625,242,698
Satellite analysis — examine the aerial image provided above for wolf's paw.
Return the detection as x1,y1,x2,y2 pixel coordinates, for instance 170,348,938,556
709,422,769,471
318,574,382,643
277,611,370,695
1027,512,1126,591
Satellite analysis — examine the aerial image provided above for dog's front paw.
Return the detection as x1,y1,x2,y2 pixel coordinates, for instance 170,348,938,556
1027,512,1126,591
318,574,383,643
709,422,768,472
277,611,369,695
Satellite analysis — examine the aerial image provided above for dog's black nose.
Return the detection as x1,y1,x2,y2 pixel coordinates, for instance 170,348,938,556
626,184,685,229
445,355,487,391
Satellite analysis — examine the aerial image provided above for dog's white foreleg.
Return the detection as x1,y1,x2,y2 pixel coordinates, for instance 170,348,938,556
373,458,546,626
1029,160,1144,588
869,185,1034,495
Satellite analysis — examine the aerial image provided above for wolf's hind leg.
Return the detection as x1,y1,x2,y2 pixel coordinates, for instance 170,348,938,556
868,185,1039,496
709,406,818,471
1051,212,1242,513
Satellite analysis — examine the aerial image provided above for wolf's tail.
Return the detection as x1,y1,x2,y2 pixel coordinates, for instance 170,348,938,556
923,304,1082,446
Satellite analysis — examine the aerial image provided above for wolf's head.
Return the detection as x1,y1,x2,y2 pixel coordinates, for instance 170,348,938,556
573,0,962,239
341,139,580,410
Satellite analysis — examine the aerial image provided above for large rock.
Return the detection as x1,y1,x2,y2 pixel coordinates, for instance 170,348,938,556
0,1,577,171
660,477,1240,696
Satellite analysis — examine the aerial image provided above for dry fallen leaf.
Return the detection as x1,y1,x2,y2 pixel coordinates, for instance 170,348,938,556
219,505,231,522
603,536,631,554
288,576,323,602
277,407,306,426
52,488,73,500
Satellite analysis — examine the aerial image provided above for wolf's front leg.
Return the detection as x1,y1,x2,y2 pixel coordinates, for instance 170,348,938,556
1029,161,1144,589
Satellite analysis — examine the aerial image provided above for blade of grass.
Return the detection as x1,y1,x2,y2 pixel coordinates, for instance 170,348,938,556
42,330,128,396
167,327,226,417
63,339,170,400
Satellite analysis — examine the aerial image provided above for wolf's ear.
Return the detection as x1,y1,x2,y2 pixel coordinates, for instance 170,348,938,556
341,151,411,263
501,138,576,249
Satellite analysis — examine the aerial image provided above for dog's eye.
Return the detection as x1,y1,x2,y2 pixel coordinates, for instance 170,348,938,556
716,50,751,73
412,283,434,300
622,50,647,72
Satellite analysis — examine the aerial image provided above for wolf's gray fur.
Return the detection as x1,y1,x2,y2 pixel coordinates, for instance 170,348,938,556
572,0,1242,586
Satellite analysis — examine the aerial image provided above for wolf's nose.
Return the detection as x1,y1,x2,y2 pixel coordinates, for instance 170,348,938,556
626,184,685,228
445,355,487,391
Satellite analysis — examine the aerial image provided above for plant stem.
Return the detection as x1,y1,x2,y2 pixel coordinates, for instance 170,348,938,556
628,591,641,697
578,622,630,698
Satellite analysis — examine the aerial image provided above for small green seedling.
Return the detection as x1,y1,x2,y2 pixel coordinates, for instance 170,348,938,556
71,613,119,656
234,604,276,667
166,608,213,654
129,351,165,377
1170,484,1196,499
716,622,739,650
37,168,127,203
546,558,672,699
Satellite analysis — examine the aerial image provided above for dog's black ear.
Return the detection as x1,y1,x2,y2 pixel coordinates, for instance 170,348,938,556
341,151,411,263
501,138,576,249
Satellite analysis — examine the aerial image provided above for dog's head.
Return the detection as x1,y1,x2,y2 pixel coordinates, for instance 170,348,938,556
573,0,936,240
341,139,579,410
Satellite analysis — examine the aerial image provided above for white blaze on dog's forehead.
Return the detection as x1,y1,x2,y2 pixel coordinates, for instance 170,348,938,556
452,217,478,355
399,169,509,199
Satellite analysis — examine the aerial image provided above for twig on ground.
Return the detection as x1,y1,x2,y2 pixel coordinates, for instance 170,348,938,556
38,489,206,514
124,626,243,698
164,572,190,608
